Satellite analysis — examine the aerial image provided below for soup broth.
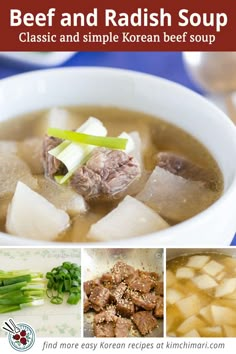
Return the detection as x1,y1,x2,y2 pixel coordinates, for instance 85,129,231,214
0,106,223,242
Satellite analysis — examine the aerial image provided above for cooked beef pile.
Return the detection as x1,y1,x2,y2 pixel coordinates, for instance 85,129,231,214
84,261,163,337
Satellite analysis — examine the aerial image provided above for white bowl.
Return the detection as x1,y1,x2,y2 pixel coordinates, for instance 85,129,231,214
0,67,236,246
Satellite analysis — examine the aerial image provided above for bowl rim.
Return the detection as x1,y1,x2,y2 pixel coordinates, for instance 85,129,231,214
1,66,236,245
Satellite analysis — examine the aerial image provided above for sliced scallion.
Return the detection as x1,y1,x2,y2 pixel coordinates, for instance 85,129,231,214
47,128,128,150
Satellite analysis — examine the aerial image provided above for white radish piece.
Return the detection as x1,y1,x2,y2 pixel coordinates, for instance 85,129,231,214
118,132,135,154
87,196,169,241
166,307,178,332
18,137,44,174
166,270,176,287
137,167,216,223
186,255,210,269
215,278,236,297
166,289,184,305
129,131,143,168
223,257,236,268
224,290,236,300
192,274,218,289
37,177,87,216
176,294,201,318
183,329,200,337
177,315,205,334
0,141,18,154
47,107,74,130
6,182,69,241
0,153,38,199
223,325,236,337
167,332,177,337
203,260,224,276
176,267,195,279
199,326,222,337
199,305,213,324
211,305,236,326
216,272,226,282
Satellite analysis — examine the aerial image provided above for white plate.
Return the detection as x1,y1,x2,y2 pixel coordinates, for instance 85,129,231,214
0,52,76,66
0,248,81,337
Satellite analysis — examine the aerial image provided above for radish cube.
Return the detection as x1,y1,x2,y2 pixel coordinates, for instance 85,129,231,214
166,270,176,287
167,289,184,305
186,255,210,269
223,325,236,337
37,177,87,216
224,290,236,300
199,305,213,324
87,196,169,241
6,182,69,241
192,274,218,289
176,295,201,318
215,278,236,297
216,272,226,282
211,305,236,326
183,329,200,337
176,267,195,279
199,326,222,337
177,315,205,334
18,137,44,174
203,260,224,276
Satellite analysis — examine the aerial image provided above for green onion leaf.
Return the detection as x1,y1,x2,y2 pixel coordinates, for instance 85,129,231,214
47,128,128,150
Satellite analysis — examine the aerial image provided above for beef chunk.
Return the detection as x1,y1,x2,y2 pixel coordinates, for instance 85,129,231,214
42,135,67,178
132,311,158,336
100,272,114,283
94,322,115,337
154,281,163,296
154,296,163,318
94,306,117,324
89,286,110,311
110,282,127,303
70,148,140,200
112,262,135,283
131,292,157,310
84,279,100,296
115,318,132,337
127,273,156,293
84,294,91,313
116,299,135,318
157,152,214,188
139,271,159,280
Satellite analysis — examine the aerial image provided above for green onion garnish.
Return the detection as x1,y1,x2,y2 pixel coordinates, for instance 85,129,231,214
0,270,45,313
47,128,128,150
46,262,81,305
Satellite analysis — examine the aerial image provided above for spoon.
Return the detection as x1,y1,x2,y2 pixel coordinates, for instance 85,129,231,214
183,52,236,123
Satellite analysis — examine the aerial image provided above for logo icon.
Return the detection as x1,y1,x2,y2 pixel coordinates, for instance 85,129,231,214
2,319,35,351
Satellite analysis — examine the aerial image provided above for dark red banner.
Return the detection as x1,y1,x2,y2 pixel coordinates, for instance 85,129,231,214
0,0,235,50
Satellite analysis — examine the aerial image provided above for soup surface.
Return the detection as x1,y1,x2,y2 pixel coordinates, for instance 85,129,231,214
167,253,236,337
0,106,223,242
